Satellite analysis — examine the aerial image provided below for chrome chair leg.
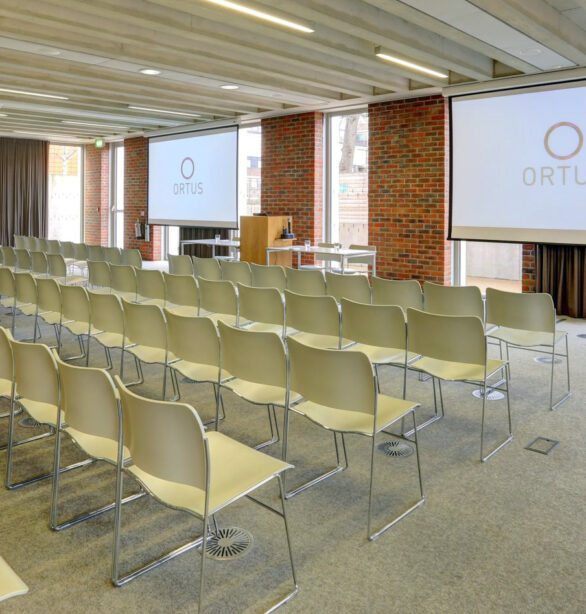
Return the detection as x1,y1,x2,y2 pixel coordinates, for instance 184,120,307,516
551,335,571,411
402,375,443,438
480,367,513,462
255,404,281,450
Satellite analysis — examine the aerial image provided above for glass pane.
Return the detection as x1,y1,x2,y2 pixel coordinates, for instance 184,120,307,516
465,241,522,292
329,113,368,246
48,145,82,242
116,146,124,211
167,226,180,256
238,125,262,218
116,212,124,249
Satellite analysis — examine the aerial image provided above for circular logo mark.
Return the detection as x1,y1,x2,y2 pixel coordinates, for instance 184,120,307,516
180,157,195,179
544,122,583,160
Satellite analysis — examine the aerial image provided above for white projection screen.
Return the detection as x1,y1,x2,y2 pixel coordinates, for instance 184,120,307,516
450,80,586,244
148,126,238,228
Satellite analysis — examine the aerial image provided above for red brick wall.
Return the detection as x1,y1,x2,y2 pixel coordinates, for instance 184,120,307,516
368,95,450,283
124,137,161,260
522,244,536,292
83,144,109,245
261,112,324,262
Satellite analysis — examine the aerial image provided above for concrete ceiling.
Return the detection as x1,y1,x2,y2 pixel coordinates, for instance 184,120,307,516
0,0,585,141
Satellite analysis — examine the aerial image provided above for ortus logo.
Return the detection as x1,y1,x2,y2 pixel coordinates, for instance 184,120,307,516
543,122,583,160
180,157,195,179
175,157,204,195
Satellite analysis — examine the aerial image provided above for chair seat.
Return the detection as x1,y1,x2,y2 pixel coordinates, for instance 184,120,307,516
206,313,238,327
125,344,175,365
0,298,14,308
137,297,166,308
487,326,565,348
65,426,130,464
92,331,125,349
410,356,506,382
53,275,86,286
240,321,285,335
347,343,416,366
128,431,291,516
0,556,28,603
88,286,111,294
164,304,198,317
0,378,11,397
62,320,98,336
14,302,36,316
38,310,61,325
287,331,343,350
18,398,61,427
112,290,136,302
171,359,227,383
291,394,418,435
223,379,301,407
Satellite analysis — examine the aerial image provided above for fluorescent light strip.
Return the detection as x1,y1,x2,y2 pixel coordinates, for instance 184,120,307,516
128,105,201,118
376,52,448,79
0,87,69,100
63,120,128,130
14,130,81,140
205,0,314,33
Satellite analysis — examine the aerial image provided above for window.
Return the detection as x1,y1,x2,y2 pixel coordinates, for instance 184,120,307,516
454,241,522,292
110,144,125,248
326,112,368,246
48,145,82,242
238,125,262,218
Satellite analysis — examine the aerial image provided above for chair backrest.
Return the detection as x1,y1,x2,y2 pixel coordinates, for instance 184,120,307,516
284,290,340,338
115,377,207,490
0,267,15,299
341,299,406,351
193,256,221,280
14,249,31,271
485,288,555,333
104,247,122,265
61,241,75,259
110,264,137,296
47,254,68,279
123,300,167,350
250,263,286,290
61,285,90,324
371,277,423,310
30,251,48,276
74,243,89,261
56,357,122,444
23,237,36,251
198,278,238,317
47,240,61,255
218,321,287,388
163,273,199,312
168,255,193,276
285,268,326,296
165,312,220,368
37,278,61,314
14,272,37,305
220,260,252,286
37,238,49,253
121,248,142,268
136,269,165,302
423,281,484,321
88,245,105,262
237,284,285,331
11,338,58,406
407,308,486,367
88,260,111,289
325,271,371,303
89,291,124,336
0,247,16,268
348,244,376,266
0,327,14,383
13,236,25,249
288,336,376,416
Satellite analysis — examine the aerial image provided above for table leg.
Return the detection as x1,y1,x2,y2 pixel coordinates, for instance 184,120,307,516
180,242,184,255
212,245,216,258
372,255,376,277
297,251,301,269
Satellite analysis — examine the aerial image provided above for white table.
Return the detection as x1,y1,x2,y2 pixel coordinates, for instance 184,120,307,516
265,245,376,275
180,239,240,258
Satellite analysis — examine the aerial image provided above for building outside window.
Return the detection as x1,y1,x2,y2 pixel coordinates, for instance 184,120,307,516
48,144,83,242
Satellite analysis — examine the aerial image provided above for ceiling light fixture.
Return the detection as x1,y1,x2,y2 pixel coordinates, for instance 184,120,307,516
14,130,80,140
0,113,7,117
375,52,448,79
128,105,200,118
220,84,239,90
205,0,314,33
36,47,62,56
62,120,128,130
139,68,162,75
0,87,69,100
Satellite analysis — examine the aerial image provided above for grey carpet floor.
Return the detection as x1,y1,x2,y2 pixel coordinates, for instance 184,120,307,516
0,309,584,613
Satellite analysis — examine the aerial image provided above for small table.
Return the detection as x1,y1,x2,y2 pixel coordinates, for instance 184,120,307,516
265,245,376,275
180,239,240,258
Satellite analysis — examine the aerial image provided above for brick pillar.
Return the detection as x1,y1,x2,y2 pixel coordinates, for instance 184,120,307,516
368,95,451,284
83,144,110,245
522,243,536,292
124,136,161,260
261,112,324,262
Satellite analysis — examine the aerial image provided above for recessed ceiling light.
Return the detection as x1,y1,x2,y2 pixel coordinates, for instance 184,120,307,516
375,52,448,79
205,0,314,33
36,47,62,56
0,113,7,117
518,48,543,57
128,105,201,118
62,120,128,130
139,68,161,75
13,130,80,140
220,84,239,90
0,87,69,100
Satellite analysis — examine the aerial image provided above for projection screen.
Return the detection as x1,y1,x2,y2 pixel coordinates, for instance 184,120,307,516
449,80,586,244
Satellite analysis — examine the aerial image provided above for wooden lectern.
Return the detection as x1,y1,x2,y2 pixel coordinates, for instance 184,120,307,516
240,215,293,266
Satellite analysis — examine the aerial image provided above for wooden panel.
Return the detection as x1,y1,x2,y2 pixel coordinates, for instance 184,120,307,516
240,215,291,265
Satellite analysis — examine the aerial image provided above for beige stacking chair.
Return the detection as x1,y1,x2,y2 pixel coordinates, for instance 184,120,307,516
284,290,347,349
251,263,287,290
220,260,252,286
13,235,26,249
21,237,34,250
0,247,16,270
285,267,326,296
88,291,127,372
486,288,570,411
13,273,38,340
347,244,377,274
193,256,221,280
407,308,512,462
121,248,142,268
423,281,484,321
121,300,177,400
135,269,166,307
60,241,76,268
112,378,298,614
48,254,86,285
238,284,286,336
217,322,301,448
0,268,15,318
35,278,62,347
0,556,28,603
50,356,143,531
325,271,371,303
168,254,193,275
5,338,92,489
47,239,61,255
30,251,48,277
73,243,89,273
110,264,137,302
38,238,50,253
87,260,111,293
104,247,122,265
371,277,423,311
14,249,31,272
0,327,14,444
88,245,105,262
58,285,94,363
284,337,424,540
198,278,238,326
163,273,200,317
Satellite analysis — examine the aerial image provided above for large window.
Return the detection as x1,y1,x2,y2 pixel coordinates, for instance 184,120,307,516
454,241,522,292
110,144,125,248
238,125,262,218
327,112,368,246
48,145,83,242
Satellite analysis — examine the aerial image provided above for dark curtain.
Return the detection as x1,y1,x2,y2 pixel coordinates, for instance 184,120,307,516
536,244,586,318
179,226,230,257
0,138,49,246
